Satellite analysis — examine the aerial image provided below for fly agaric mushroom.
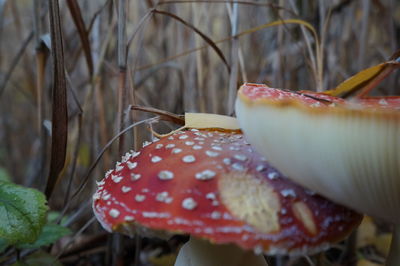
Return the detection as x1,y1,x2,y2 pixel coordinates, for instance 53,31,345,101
93,127,362,265
235,83,400,265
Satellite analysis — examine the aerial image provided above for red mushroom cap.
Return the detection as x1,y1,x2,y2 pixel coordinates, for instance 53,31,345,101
93,129,362,255
240,83,345,106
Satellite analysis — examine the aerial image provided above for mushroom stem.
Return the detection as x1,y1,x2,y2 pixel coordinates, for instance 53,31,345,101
387,224,400,266
174,237,268,266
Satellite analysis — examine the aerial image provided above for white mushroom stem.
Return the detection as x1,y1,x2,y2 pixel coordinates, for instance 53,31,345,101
387,224,400,266
174,237,268,266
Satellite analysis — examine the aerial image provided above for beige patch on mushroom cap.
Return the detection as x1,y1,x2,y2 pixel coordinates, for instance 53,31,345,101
219,172,281,233
292,201,317,235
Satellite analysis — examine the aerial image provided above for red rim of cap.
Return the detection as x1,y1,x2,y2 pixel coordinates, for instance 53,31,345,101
239,83,400,111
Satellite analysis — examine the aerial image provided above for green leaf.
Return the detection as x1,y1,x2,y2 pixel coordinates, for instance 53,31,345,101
11,251,62,266
0,168,11,182
47,211,68,226
16,223,71,249
0,181,48,244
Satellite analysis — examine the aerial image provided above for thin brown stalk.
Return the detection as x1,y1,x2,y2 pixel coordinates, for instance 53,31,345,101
60,117,159,221
117,0,127,70
357,0,370,69
319,8,331,90
288,0,319,90
10,1,35,91
126,9,154,51
274,0,284,88
127,65,139,152
62,71,83,208
87,0,113,33
237,46,247,83
130,105,184,125
0,0,6,65
158,0,290,12
10,1,23,40
56,216,97,260
117,70,127,150
66,0,94,77
116,0,128,156
34,49,48,186
94,77,110,170
63,113,82,207
226,1,240,115
93,14,117,78
33,0,48,134
45,0,68,199
115,5,128,260
137,19,319,76
153,9,231,73
192,3,206,112
81,10,116,176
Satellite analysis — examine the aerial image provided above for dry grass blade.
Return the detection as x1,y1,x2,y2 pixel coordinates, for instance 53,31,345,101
134,62,183,89
0,0,5,29
325,50,400,98
87,0,112,33
56,216,96,260
153,9,231,73
33,0,48,134
62,71,83,206
288,0,319,91
33,0,43,48
117,0,127,69
62,117,159,216
66,0,94,77
116,0,128,157
0,0,5,64
159,0,291,12
115,1,128,262
63,114,82,207
0,31,33,97
234,19,319,46
137,18,319,72
45,0,68,199
227,2,240,115
131,105,185,125
34,49,48,133
357,0,371,69
126,9,153,51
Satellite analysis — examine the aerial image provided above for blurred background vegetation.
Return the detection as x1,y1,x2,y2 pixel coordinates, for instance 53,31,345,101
0,0,399,265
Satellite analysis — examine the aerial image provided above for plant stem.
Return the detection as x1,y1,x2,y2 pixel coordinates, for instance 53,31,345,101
114,1,128,264
226,1,239,115
117,0,128,155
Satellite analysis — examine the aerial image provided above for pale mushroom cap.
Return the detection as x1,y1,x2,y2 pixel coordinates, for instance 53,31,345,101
93,128,362,256
235,83,400,223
